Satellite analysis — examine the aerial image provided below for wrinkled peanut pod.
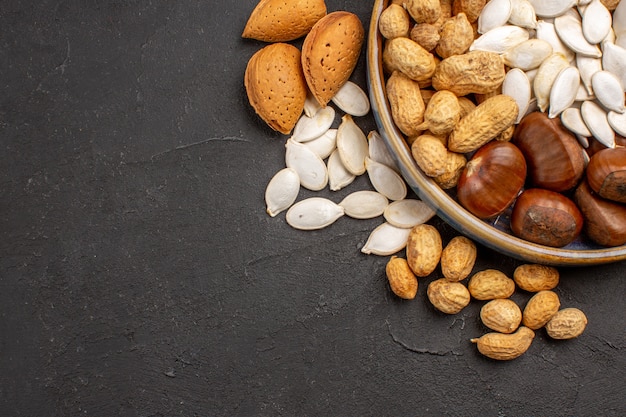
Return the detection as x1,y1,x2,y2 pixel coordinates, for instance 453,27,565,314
468,269,516,300
410,23,441,52
379,4,410,40
452,0,487,23
406,224,442,277
448,95,519,153
383,37,437,82
471,326,535,360
441,236,477,281
436,13,474,59
522,290,560,330
545,308,588,340
386,256,418,299
432,50,505,96
427,278,471,314
386,71,425,137
480,299,523,334
411,134,449,177
434,151,467,189
416,90,461,136
514,264,560,292
405,0,441,24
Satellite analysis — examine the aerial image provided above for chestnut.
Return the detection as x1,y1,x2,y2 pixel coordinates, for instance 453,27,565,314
511,188,583,248
574,180,626,247
513,112,585,192
457,141,527,219
585,147,626,204
586,135,626,157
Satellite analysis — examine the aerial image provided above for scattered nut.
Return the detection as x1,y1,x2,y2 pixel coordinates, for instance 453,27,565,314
522,290,561,330
514,264,560,292
427,278,471,314
471,326,535,360
480,299,523,334
440,235,477,282
545,308,588,340
468,269,516,300
406,224,443,277
386,256,418,299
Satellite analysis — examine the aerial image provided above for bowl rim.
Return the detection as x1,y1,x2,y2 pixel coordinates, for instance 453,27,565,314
366,0,626,266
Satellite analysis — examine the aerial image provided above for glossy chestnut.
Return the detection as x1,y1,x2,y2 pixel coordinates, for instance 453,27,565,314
585,147,626,204
511,188,583,248
457,141,527,219
574,180,626,247
513,112,585,192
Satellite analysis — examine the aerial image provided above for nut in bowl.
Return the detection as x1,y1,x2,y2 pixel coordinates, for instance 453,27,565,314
367,0,626,266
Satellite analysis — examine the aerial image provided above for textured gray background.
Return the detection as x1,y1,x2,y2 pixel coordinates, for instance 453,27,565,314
1,1,625,416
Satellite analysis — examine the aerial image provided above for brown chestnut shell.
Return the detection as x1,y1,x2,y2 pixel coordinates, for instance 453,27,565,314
457,141,527,219
585,147,626,204
513,112,585,192
511,188,583,248
574,180,626,247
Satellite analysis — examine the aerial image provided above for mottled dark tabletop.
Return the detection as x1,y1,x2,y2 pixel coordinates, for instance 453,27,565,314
1,1,625,416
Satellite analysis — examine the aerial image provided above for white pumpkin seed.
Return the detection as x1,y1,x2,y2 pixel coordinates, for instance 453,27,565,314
535,20,576,62
525,68,538,87
603,27,617,44
549,66,581,118
291,106,335,143
304,91,322,118
327,148,356,191
304,128,337,160
366,157,407,201
336,114,369,176
339,190,389,219
331,81,371,117
478,0,513,34
578,0,593,6
534,52,571,112
383,199,436,229
607,111,626,136
470,25,530,54
591,70,626,113
265,168,300,217
561,107,592,137
368,130,400,173
554,10,602,57
576,134,590,148
614,0,626,35
581,100,616,148
502,68,532,123
601,42,626,92
509,0,538,29
285,197,344,230
285,139,329,191
503,39,554,71
575,83,595,101
361,222,411,256
576,54,602,95
582,0,612,45
528,0,577,18
617,34,626,49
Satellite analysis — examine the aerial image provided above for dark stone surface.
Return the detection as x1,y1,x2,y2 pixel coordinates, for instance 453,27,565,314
1,1,624,416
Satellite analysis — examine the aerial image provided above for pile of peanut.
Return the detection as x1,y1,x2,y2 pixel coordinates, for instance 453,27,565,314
386,225,588,360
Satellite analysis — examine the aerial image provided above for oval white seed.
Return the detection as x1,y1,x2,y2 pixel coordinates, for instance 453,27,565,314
591,71,626,113
535,20,575,62
601,42,626,92
533,52,571,112
502,39,554,71
265,168,300,217
285,139,329,191
470,25,530,54
528,0,577,18
502,68,532,124
366,157,407,201
581,100,616,148
478,0,513,34
368,130,400,173
561,107,592,137
339,191,389,219
286,197,344,230
554,10,602,58
361,222,412,256
336,114,369,176
331,81,371,117
384,199,436,229
614,0,626,35
304,128,337,160
327,148,356,191
607,111,626,136
508,0,538,29
291,106,335,143
576,55,603,95
582,0,612,45
548,66,580,119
